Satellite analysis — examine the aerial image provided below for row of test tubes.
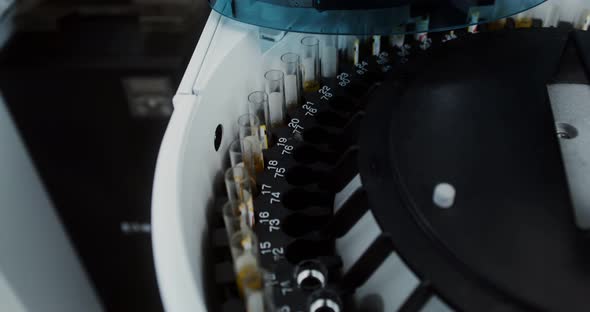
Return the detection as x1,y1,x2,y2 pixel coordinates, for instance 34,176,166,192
464,2,590,31
221,35,337,312
218,6,590,308
219,2,590,309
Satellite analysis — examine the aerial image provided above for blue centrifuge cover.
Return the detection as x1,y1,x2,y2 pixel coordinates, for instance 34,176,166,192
209,0,546,34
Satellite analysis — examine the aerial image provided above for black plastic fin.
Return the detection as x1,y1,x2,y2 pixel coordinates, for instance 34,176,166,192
398,281,434,312
319,188,368,239
339,234,395,294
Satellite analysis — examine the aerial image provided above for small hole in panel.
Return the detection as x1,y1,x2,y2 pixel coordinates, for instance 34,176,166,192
556,122,578,140
214,124,223,151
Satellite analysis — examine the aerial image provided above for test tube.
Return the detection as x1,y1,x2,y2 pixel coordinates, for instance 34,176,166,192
352,37,360,66
244,272,275,312
229,139,244,168
238,114,264,177
341,35,356,63
467,10,480,33
280,53,303,114
578,10,590,30
371,35,381,56
264,70,287,127
242,136,265,176
225,166,255,226
244,281,264,311
515,12,533,29
488,18,507,31
248,91,270,149
222,200,247,237
301,36,321,92
414,16,429,42
230,229,261,295
321,35,339,79
390,25,406,48
542,5,559,28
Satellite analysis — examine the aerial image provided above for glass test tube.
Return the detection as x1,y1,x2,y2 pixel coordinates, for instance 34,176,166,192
414,16,429,42
223,200,247,237
229,139,244,168
542,5,559,28
488,18,507,31
248,91,270,149
321,35,339,79
224,166,255,227
341,35,356,63
467,10,480,33
301,36,321,92
390,25,406,48
264,70,287,127
353,37,360,65
238,114,264,176
245,289,265,312
245,273,275,312
579,10,590,30
230,229,261,295
280,53,303,114
243,136,264,176
371,35,381,56
515,12,533,29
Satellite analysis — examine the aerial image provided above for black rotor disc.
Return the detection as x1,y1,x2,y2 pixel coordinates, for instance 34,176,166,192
359,28,590,311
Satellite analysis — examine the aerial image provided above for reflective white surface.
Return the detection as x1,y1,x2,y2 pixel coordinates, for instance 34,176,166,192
0,94,102,311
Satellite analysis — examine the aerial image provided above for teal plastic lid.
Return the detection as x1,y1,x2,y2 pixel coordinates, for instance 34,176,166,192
209,0,546,35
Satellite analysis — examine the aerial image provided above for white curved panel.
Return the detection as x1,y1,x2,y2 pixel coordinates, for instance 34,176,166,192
152,20,263,311
154,3,590,311
0,270,26,312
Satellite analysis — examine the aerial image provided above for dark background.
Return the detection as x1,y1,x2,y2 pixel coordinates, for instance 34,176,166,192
0,1,210,310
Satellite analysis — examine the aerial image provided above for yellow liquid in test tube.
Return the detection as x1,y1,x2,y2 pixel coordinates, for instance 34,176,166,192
259,125,269,149
303,80,321,92
243,153,264,175
235,254,262,296
515,13,533,29
488,19,506,31
234,183,254,227
242,136,265,174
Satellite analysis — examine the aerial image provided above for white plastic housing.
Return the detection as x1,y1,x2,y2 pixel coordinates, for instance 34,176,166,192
152,12,421,311
152,1,589,310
